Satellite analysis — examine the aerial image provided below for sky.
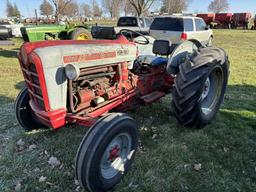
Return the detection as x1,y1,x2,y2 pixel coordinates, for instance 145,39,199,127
0,0,256,18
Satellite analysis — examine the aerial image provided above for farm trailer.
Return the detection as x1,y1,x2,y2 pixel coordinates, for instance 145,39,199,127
196,13,216,28
232,13,255,29
197,13,233,28
214,13,233,28
197,12,255,29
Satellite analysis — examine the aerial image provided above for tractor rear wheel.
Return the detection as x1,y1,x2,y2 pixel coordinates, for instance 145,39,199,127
70,28,92,40
76,113,139,192
15,87,47,131
172,47,229,128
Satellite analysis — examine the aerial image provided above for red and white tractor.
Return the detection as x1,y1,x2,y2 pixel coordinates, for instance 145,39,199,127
15,30,229,192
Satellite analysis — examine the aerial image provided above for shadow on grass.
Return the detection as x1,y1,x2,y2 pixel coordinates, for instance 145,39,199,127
220,109,256,129
224,84,256,112
0,48,19,58
0,95,14,104
7,83,256,138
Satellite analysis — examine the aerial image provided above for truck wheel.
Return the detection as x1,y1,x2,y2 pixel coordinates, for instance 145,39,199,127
15,87,46,131
76,113,139,192
172,47,229,128
70,28,92,40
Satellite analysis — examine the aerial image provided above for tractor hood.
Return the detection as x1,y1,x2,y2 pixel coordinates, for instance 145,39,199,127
20,25,68,42
22,36,137,69
19,36,137,110
21,24,67,32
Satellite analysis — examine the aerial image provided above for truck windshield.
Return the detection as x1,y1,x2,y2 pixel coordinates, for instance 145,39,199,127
150,17,184,31
117,17,138,27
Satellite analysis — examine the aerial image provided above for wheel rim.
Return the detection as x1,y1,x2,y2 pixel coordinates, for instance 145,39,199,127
201,77,211,100
77,33,90,40
100,133,132,180
200,67,224,116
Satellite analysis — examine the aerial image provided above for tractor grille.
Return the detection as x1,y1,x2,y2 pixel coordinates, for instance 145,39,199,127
21,63,45,110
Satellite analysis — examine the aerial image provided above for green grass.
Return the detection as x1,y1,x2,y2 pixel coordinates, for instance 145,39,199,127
0,30,256,192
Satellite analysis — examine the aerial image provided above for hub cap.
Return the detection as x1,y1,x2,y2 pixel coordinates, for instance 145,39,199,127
77,33,90,40
201,77,211,100
100,133,132,179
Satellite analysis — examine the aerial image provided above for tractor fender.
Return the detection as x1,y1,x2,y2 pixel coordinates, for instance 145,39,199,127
166,39,204,74
67,25,90,34
134,35,155,56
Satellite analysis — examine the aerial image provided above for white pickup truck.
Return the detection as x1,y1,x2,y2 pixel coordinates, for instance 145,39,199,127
91,16,153,39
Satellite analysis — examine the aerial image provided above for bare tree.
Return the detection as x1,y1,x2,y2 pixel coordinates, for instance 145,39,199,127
92,0,103,18
6,0,14,17
208,0,229,13
6,0,20,18
124,0,136,16
49,0,73,21
103,0,123,18
64,1,79,17
81,3,92,18
128,0,156,16
40,0,54,17
161,0,191,14
13,3,21,17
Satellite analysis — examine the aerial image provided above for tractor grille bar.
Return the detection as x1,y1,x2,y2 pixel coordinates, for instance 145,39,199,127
20,28,29,42
21,63,45,110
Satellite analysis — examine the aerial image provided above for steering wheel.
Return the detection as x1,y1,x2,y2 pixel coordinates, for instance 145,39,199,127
119,29,149,45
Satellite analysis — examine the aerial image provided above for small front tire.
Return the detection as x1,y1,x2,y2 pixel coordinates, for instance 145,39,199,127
76,113,139,192
15,87,47,131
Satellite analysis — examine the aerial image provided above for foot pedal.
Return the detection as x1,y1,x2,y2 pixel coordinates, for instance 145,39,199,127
140,91,165,104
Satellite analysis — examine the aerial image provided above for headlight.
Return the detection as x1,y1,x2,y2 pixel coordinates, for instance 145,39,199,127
65,64,80,81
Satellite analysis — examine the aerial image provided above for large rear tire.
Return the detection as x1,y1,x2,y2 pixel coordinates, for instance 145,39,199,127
172,47,229,128
15,87,47,131
69,28,92,40
76,113,139,192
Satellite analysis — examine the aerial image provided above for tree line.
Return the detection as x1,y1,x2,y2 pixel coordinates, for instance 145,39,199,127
6,0,21,18
6,0,229,20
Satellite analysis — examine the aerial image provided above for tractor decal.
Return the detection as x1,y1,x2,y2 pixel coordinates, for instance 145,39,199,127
63,51,117,64
116,48,129,56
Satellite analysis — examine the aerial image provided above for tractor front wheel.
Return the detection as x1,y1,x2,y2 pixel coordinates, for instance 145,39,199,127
70,28,92,40
15,87,47,131
172,47,229,128
75,113,139,192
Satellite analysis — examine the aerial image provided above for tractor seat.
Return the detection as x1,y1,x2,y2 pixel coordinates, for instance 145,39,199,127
137,55,168,67
137,40,175,67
